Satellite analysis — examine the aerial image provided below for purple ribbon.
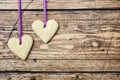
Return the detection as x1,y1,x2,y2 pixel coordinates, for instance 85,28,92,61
43,0,47,28
18,0,22,44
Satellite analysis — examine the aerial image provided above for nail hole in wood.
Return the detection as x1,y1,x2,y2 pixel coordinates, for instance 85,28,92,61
33,58,37,62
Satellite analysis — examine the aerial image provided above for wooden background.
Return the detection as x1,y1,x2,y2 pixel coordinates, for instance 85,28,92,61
0,0,120,80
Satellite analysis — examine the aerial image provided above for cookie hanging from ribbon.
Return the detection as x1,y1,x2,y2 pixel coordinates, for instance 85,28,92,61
32,0,58,43
8,0,33,60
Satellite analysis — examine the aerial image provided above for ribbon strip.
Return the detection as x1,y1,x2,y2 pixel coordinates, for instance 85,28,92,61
43,0,47,27
18,0,22,44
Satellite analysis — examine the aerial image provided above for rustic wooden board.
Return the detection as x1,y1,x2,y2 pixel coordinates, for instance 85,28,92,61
0,0,120,79
0,73,120,80
0,10,120,72
0,0,120,9
0,10,119,57
0,31,120,59
0,59,120,71
0,11,120,31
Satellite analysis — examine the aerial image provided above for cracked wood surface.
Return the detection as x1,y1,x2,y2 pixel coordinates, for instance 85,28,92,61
0,0,120,80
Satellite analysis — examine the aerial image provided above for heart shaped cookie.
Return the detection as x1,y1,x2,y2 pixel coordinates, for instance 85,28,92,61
8,35,33,60
32,20,58,43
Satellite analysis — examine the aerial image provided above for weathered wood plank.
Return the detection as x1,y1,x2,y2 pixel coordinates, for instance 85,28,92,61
0,59,120,71
0,73,120,80
0,11,119,60
0,11,120,31
0,31,120,60
0,0,120,79
0,6,119,72
0,0,120,9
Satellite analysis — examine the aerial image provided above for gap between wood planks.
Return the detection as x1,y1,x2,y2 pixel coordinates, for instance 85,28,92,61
0,8,120,11
0,71,120,74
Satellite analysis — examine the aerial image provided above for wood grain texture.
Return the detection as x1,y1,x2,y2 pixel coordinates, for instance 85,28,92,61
0,59,120,71
0,73,120,80
0,10,119,72
0,10,120,55
0,11,120,31
0,0,120,9
0,0,120,79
